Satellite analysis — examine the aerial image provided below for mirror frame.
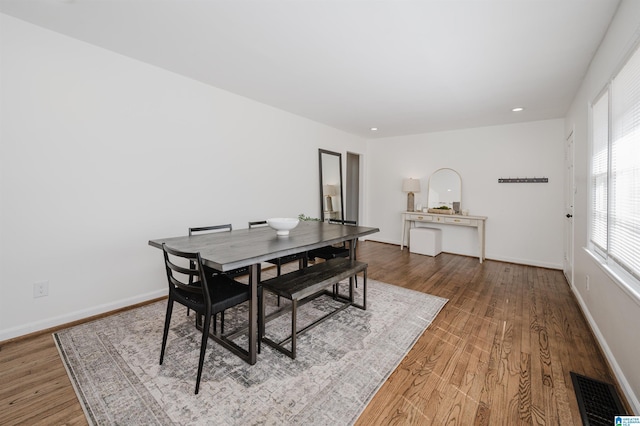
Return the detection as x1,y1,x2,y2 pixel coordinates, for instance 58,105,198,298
319,149,344,221
427,168,462,213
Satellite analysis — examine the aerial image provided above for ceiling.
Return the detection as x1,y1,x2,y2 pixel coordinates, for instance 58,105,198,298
0,0,621,139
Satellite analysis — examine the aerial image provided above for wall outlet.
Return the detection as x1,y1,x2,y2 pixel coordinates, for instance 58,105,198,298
585,275,590,291
33,281,49,298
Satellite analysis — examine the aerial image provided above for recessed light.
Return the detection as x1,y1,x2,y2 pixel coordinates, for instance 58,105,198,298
512,107,524,112
370,127,378,131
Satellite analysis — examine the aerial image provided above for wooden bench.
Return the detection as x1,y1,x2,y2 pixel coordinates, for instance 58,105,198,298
260,257,368,359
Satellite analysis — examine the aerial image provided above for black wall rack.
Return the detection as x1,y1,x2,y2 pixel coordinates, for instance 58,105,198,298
498,177,548,183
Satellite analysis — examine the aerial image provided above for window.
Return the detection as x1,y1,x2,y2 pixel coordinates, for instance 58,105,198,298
590,44,640,287
591,90,608,255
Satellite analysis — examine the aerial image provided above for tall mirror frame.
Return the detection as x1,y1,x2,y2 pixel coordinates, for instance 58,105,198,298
319,149,344,221
427,168,462,213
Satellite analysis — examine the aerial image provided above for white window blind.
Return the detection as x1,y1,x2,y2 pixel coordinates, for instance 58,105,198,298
591,91,608,253
611,46,640,280
590,43,640,283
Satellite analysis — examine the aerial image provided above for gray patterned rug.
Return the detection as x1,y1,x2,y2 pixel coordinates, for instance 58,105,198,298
54,279,447,425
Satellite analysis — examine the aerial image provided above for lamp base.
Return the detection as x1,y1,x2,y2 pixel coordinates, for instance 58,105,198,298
325,196,333,212
407,192,415,212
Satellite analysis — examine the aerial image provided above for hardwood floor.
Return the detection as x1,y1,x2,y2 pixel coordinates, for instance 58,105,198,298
355,242,625,425
0,241,626,425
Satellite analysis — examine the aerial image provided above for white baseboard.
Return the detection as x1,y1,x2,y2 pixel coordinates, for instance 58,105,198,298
365,239,562,269
0,289,167,342
365,237,403,246
486,254,562,270
572,287,640,414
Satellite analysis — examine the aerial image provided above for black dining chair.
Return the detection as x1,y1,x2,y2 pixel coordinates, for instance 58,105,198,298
187,224,249,321
159,243,251,394
308,219,359,288
189,224,263,352
308,219,357,260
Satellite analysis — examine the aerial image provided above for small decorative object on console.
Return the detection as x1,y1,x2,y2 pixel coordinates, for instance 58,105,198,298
427,206,455,215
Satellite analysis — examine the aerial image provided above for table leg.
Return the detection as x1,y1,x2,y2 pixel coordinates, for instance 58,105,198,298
248,263,258,364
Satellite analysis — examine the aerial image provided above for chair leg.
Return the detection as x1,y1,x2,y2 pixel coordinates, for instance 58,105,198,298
160,298,174,365
276,263,282,306
220,311,225,335
195,313,211,394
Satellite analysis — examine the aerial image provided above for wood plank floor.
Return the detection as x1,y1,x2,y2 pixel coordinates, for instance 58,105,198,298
0,241,626,425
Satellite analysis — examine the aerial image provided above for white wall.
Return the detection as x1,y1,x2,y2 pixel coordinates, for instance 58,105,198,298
365,119,565,268
0,14,366,340
565,0,640,413
4,7,638,412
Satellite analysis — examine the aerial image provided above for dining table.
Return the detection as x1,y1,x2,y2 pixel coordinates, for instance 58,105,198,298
148,220,380,365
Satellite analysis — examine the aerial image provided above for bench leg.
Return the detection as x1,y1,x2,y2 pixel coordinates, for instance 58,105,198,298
291,299,297,359
261,294,298,359
363,269,367,310
349,276,354,302
332,270,367,310
348,269,367,310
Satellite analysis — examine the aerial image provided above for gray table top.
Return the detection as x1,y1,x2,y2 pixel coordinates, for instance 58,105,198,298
149,221,379,272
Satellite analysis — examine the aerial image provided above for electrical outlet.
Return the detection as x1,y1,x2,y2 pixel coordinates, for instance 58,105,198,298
585,275,590,291
33,281,49,298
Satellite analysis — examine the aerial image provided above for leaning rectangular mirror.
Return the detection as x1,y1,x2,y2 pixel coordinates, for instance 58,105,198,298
427,168,462,213
319,149,344,221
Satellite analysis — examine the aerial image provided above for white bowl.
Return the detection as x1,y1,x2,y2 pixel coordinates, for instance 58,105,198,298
266,217,299,236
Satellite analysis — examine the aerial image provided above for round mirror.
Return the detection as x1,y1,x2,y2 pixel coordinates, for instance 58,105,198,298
427,168,461,213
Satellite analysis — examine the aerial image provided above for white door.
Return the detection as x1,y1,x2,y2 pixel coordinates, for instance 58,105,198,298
563,131,575,286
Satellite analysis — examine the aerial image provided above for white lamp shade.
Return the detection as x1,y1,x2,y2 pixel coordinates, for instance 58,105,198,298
402,178,421,193
323,184,338,196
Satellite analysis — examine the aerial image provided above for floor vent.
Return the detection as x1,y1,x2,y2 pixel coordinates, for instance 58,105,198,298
571,372,627,426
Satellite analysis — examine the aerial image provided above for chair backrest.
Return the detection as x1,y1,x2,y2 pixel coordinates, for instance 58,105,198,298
189,224,232,236
248,220,268,229
187,225,233,283
162,243,210,303
327,219,358,249
187,224,250,278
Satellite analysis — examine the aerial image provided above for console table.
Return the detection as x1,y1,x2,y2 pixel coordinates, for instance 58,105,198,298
401,211,487,263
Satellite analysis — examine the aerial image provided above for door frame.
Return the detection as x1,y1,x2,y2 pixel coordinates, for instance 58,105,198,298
563,128,575,286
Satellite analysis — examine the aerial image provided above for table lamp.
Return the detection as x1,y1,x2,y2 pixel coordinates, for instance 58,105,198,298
402,178,421,212
323,184,337,211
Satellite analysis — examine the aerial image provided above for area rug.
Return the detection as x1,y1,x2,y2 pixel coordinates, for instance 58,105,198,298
54,279,447,425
